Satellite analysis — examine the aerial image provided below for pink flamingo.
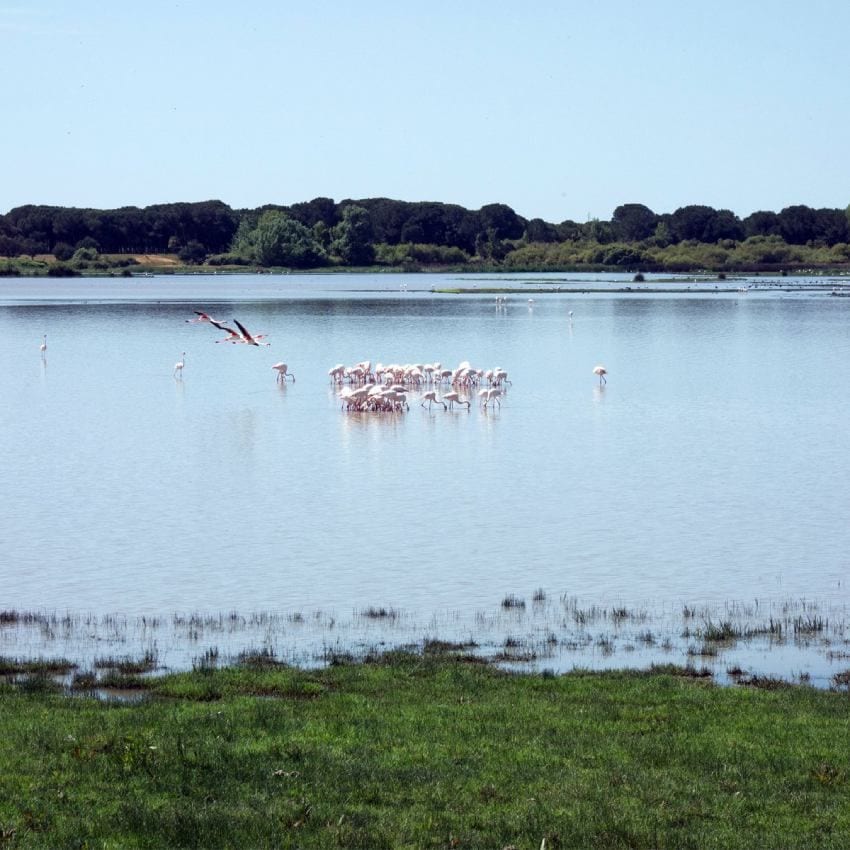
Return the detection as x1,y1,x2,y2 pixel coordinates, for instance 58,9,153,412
233,319,270,347
593,365,607,384
209,320,243,344
185,311,222,324
478,388,502,409
443,391,470,410
272,363,295,382
420,390,446,410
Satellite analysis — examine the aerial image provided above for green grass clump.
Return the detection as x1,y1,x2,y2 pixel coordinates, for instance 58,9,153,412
0,654,848,848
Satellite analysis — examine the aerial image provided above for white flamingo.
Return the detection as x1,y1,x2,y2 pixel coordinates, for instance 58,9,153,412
173,352,186,378
479,388,502,409
420,390,446,410
593,365,607,384
40,334,47,356
443,391,470,410
272,362,295,382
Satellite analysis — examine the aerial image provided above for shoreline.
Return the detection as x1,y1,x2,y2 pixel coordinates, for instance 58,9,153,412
3,593,848,690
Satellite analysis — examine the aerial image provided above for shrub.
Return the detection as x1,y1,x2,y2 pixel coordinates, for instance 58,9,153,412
72,246,98,263
207,253,250,266
53,242,74,261
47,264,79,277
178,240,208,264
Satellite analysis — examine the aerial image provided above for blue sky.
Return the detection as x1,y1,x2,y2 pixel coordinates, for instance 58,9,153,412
3,1,848,223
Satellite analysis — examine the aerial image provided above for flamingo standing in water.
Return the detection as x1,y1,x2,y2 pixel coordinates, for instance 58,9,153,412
174,352,186,378
443,391,470,410
420,390,446,410
593,365,607,384
272,362,295,382
40,334,47,356
479,388,502,409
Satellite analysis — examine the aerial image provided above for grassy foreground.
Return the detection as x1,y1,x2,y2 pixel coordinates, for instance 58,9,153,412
0,653,848,849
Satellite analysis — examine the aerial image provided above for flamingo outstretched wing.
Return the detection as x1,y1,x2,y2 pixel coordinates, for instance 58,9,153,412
207,319,242,342
232,318,257,345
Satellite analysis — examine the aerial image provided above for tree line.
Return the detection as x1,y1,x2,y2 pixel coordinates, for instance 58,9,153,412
1,197,849,270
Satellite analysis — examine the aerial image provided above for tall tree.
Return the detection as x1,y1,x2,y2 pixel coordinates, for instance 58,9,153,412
289,197,338,229
332,205,375,265
743,210,781,238
812,208,850,245
778,205,817,244
524,218,558,242
252,211,325,267
668,205,719,242
478,203,525,240
612,204,658,241
702,209,744,242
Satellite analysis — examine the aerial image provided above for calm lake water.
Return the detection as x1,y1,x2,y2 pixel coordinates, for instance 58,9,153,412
1,272,849,682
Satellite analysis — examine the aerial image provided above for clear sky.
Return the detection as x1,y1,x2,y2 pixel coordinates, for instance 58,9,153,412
3,0,849,223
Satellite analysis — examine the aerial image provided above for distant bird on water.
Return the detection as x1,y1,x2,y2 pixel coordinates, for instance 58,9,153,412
40,334,47,356
272,362,295,382
174,352,186,378
593,365,607,384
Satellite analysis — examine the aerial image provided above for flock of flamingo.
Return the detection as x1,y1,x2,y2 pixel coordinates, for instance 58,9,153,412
330,359,512,412
177,310,294,382
38,309,609,412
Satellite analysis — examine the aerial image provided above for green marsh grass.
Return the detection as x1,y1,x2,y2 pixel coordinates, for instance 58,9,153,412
1,596,848,688
0,654,849,848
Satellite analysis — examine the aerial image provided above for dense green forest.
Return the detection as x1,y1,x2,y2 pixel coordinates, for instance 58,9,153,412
2,197,850,273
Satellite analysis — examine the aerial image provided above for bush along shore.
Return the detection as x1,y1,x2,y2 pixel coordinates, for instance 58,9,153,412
2,245,850,278
1,651,849,848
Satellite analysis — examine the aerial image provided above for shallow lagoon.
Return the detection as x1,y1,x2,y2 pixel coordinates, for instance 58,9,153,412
1,273,848,684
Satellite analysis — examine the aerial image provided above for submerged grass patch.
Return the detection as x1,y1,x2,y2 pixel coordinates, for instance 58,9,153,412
0,654,848,848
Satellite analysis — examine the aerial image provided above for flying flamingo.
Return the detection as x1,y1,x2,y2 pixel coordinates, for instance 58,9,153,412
420,390,446,410
233,319,270,347
185,311,222,324
272,362,295,382
174,352,186,378
209,319,243,344
593,365,607,384
443,391,470,410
